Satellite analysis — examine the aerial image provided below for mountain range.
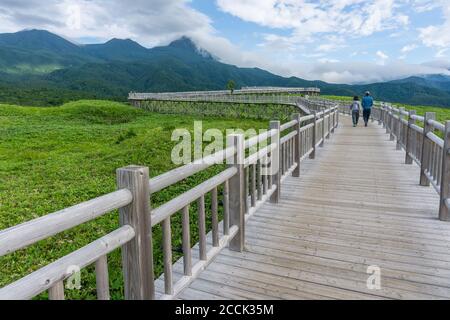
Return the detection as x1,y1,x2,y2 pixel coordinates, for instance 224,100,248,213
0,29,449,107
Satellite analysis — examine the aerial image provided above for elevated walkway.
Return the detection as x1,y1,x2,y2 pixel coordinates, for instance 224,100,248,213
174,116,450,300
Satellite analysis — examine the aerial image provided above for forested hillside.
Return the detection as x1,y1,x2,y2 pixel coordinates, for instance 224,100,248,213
1,29,449,107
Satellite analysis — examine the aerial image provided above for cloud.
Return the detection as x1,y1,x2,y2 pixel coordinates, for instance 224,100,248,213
0,0,274,79
290,60,450,84
435,48,449,58
217,0,410,46
376,50,389,65
0,0,216,47
0,0,449,85
401,44,417,53
411,0,442,13
418,1,450,49
317,58,340,63
376,51,389,59
315,35,346,52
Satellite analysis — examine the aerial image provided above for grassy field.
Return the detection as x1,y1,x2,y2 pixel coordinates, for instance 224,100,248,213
0,100,275,299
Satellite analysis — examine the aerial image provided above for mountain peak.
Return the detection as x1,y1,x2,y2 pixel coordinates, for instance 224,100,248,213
168,36,214,59
104,38,147,50
168,36,198,50
0,29,80,53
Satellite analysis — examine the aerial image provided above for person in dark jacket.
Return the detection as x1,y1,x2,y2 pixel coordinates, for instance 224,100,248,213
362,91,374,127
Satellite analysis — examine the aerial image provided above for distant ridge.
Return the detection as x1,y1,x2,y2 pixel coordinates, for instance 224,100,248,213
0,29,449,107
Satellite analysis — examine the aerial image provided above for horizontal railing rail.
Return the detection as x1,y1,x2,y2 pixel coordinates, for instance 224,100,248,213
0,100,339,300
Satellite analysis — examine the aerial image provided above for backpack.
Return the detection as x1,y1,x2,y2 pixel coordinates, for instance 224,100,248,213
350,102,360,111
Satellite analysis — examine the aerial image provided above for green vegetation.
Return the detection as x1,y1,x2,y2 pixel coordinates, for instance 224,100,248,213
395,104,450,123
139,100,298,122
0,99,272,299
321,95,353,102
0,83,105,106
227,80,236,94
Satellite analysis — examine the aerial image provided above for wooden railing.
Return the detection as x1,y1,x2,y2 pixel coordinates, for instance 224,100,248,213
342,102,450,222
130,94,313,109
0,105,339,300
128,87,320,101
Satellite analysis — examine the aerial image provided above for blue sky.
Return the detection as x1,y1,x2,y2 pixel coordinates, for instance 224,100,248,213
187,0,450,83
1,0,449,83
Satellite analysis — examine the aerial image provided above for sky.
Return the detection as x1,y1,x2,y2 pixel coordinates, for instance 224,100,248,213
0,0,450,84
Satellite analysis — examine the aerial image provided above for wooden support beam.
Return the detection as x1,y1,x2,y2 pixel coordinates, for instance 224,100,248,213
292,114,301,178
397,107,405,150
227,134,245,252
48,281,65,300
269,121,281,203
420,112,436,186
439,121,450,221
405,110,416,165
310,112,317,160
320,108,325,147
390,108,395,141
117,165,154,300
95,255,110,300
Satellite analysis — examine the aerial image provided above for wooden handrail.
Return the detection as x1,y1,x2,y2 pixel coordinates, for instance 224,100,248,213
0,226,135,300
368,104,450,222
0,189,133,257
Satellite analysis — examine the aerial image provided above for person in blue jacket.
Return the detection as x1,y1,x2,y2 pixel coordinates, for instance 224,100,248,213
361,91,374,127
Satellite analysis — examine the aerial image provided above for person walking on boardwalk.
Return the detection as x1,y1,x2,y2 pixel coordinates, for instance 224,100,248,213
362,91,374,127
350,96,362,127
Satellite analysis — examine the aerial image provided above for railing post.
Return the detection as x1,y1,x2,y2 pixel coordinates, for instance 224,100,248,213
292,114,301,177
385,105,389,129
269,121,281,202
384,106,391,133
405,110,416,164
320,108,325,147
439,121,450,221
390,107,395,141
310,111,317,159
336,107,339,128
227,134,245,251
378,107,382,125
117,165,154,300
420,112,436,186
327,108,331,138
396,107,405,150
331,108,336,133
382,105,386,128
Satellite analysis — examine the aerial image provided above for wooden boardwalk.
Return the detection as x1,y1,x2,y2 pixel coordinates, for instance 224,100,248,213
170,115,450,300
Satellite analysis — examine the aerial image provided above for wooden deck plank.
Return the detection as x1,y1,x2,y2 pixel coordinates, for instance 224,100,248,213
174,115,450,300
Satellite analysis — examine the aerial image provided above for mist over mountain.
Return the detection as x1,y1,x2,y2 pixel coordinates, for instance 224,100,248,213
0,29,449,107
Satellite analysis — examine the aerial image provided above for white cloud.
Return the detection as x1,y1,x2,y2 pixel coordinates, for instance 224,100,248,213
376,50,389,64
401,44,418,53
0,0,216,47
318,58,340,63
288,60,450,84
316,35,346,52
217,0,410,45
436,48,449,58
418,1,450,49
411,0,442,13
